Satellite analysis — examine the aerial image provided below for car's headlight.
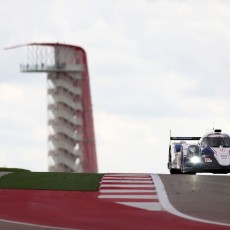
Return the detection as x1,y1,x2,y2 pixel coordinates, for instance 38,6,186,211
190,156,201,164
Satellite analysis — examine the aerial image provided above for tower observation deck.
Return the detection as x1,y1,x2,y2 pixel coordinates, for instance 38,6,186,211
16,43,97,172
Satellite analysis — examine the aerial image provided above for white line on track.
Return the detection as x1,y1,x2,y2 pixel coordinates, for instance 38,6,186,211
151,174,230,227
103,177,151,180
116,202,163,211
100,184,155,188
99,174,162,211
101,180,152,183
100,189,156,193
98,194,158,199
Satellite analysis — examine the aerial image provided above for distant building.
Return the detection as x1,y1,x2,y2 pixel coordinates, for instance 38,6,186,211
18,43,97,172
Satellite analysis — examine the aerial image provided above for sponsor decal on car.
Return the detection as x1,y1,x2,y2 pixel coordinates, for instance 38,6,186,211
204,158,212,163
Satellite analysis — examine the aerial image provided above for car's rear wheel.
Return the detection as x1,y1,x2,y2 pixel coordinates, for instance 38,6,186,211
169,147,179,174
168,145,181,174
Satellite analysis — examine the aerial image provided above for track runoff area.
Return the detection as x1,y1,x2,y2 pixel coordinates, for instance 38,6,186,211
0,173,229,229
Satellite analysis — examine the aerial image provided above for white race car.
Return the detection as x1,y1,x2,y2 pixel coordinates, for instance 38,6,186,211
168,129,230,174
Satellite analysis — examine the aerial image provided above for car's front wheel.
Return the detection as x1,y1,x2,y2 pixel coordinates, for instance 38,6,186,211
170,168,181,174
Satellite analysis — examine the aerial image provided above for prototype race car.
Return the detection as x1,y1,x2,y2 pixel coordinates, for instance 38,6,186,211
168,129,230,174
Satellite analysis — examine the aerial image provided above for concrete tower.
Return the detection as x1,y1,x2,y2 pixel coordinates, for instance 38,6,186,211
17,43,97,172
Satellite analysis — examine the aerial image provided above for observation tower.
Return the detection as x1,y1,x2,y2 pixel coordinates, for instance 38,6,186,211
14,43,98,172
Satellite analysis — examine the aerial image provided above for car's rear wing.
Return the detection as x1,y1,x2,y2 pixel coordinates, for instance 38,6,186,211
170,137,201,141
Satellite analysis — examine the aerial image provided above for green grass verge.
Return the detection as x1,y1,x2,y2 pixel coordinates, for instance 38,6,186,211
0,167,30,172
0,172,104,191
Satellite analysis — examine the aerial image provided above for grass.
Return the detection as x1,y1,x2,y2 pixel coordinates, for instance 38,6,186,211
0,172,104,191
0,167,30,172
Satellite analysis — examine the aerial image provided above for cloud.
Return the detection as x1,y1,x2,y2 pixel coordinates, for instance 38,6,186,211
0,81,47,171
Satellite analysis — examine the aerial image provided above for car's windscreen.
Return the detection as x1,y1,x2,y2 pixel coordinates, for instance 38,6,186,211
206,137,230,147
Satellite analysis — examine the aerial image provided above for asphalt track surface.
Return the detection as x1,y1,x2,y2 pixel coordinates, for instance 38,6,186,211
159,174,230,224
0,173,229,229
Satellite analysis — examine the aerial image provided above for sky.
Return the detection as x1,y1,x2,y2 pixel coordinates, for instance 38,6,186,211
1,0,230,173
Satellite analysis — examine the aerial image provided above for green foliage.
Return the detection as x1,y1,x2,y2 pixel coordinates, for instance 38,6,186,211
0,172,104,191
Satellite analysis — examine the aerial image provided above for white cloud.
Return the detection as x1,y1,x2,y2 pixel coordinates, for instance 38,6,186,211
95,111,161,173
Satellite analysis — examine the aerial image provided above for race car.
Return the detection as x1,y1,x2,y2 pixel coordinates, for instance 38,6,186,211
168,129,230,174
